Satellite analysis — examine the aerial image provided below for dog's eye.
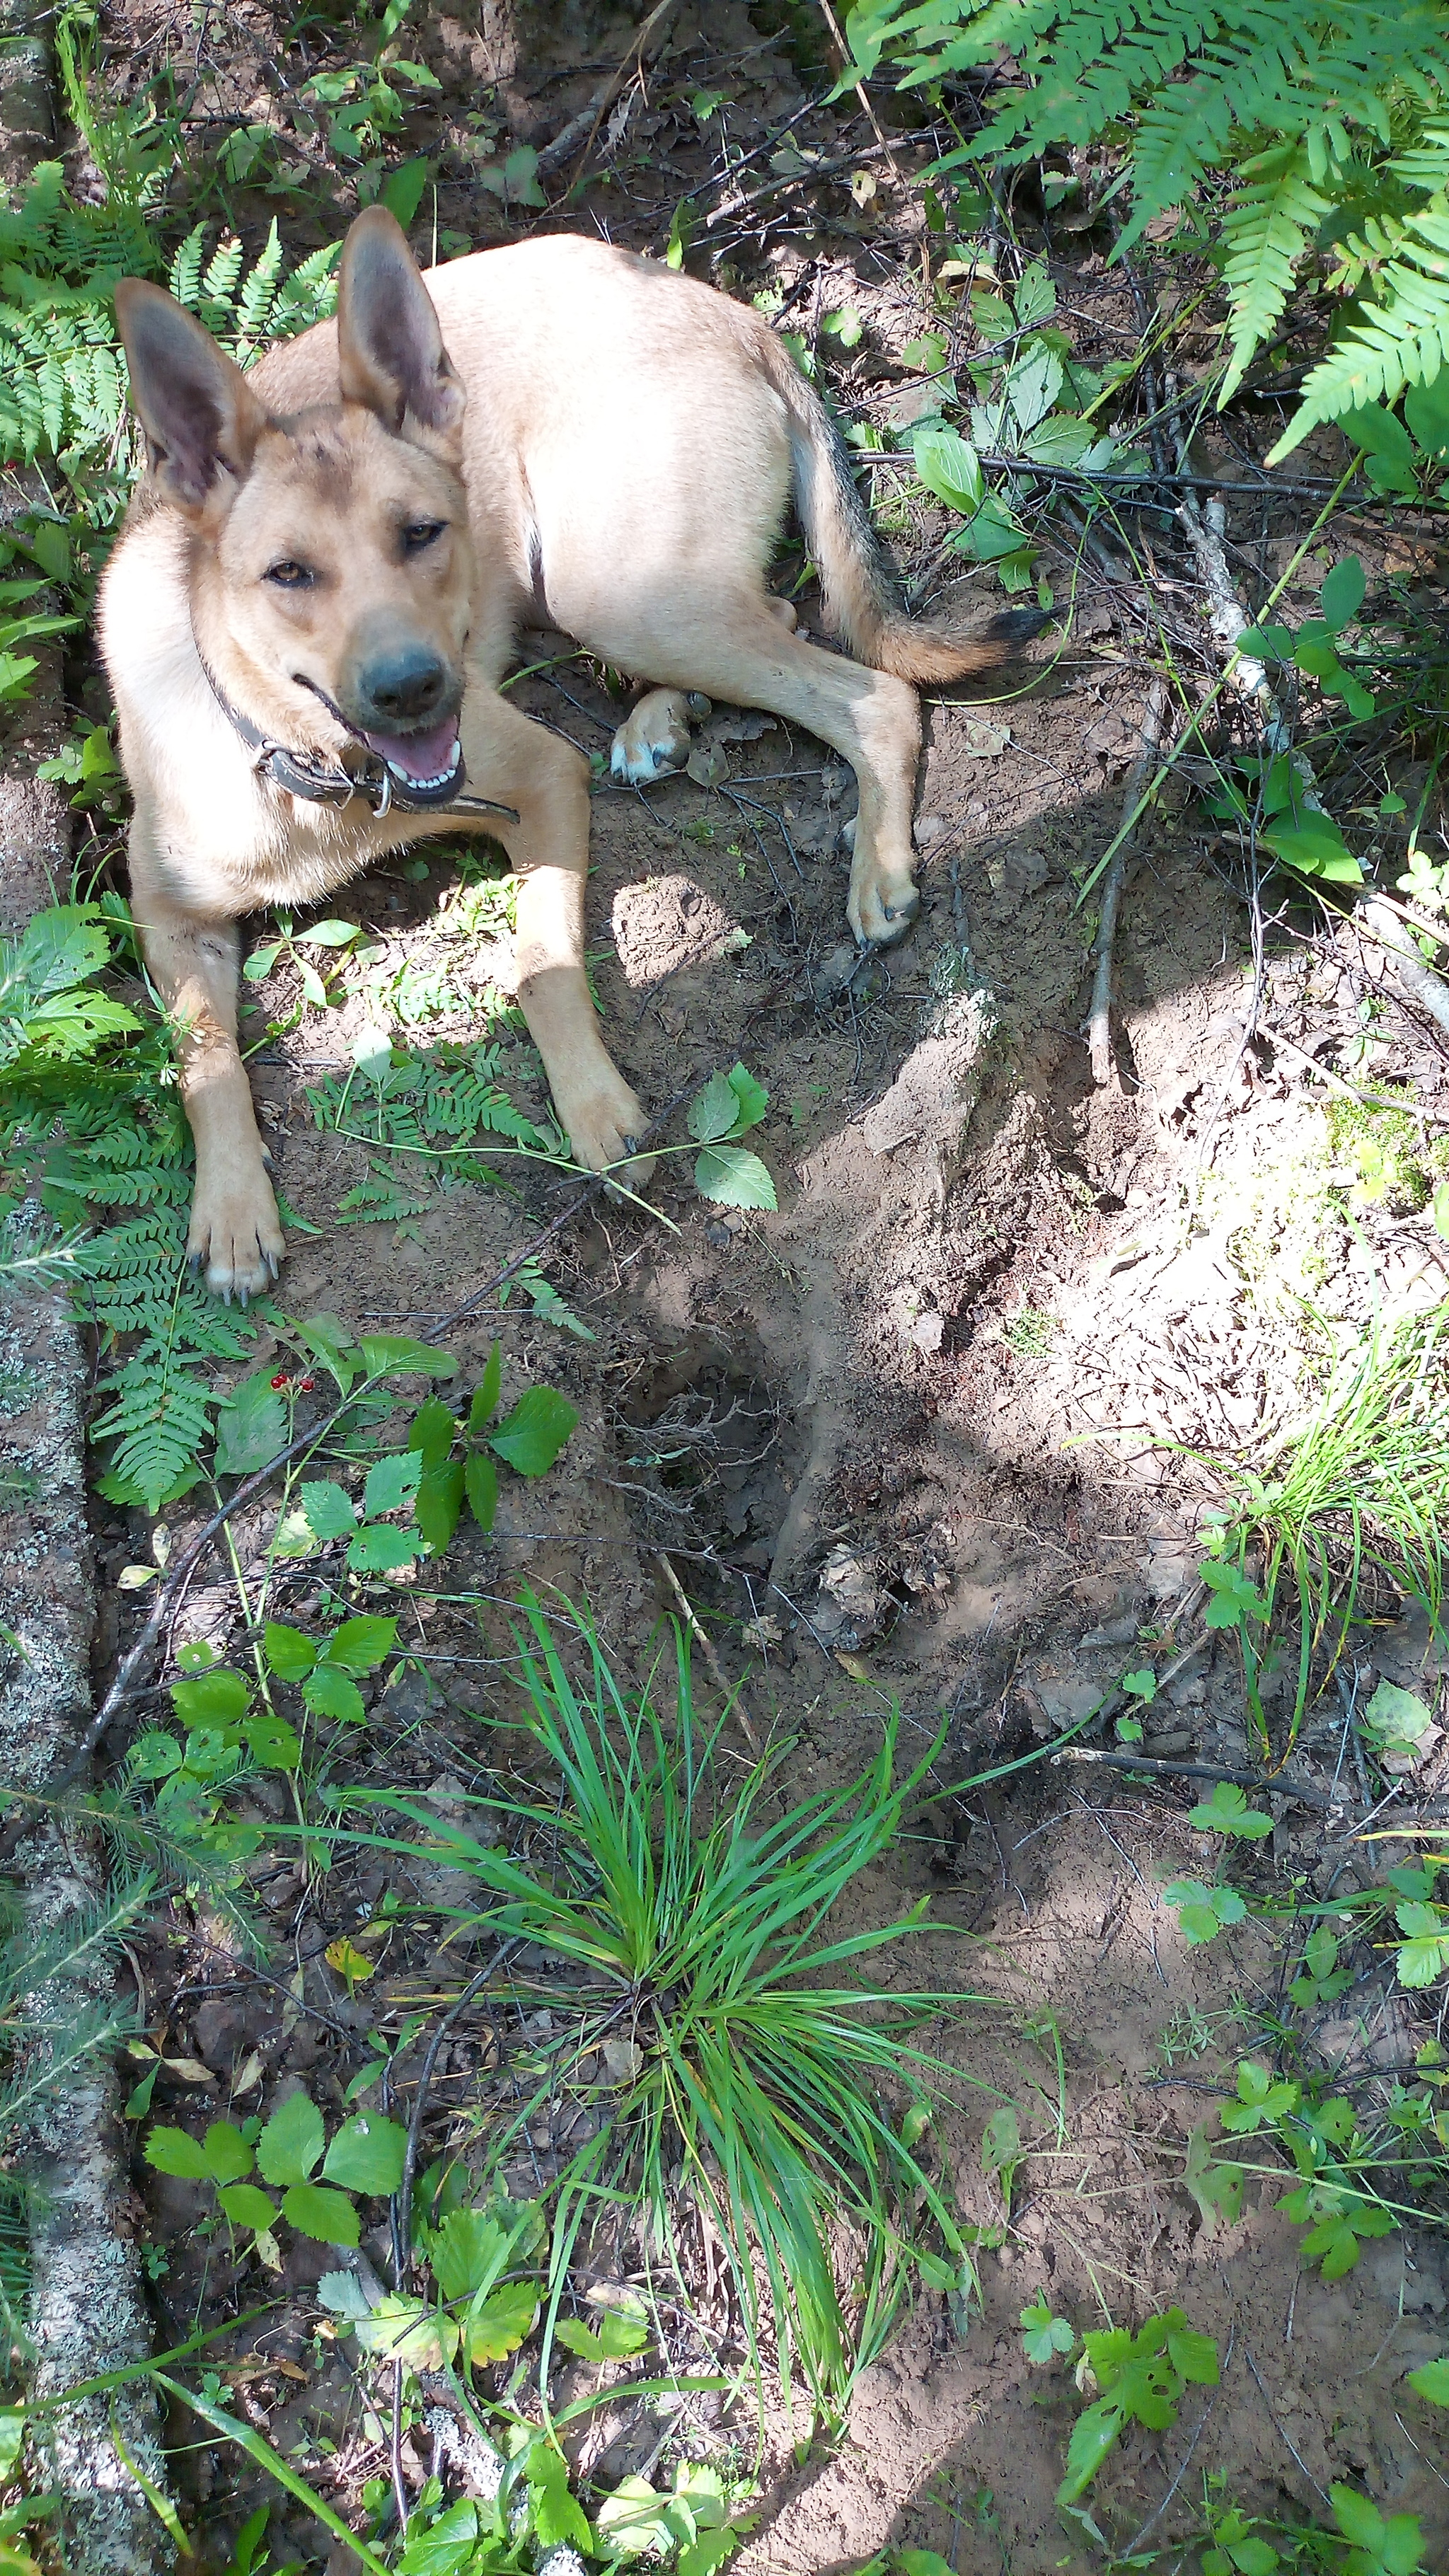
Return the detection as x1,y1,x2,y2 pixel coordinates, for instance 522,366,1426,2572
265,560,313,589
403,521,446,555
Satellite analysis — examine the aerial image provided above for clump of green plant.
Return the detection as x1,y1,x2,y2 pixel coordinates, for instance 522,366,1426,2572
1200,2474,1428,2574
835,0,1449,449
1056,2306,1218,2509
1184,1301,1449,1750
357,1598,986,2425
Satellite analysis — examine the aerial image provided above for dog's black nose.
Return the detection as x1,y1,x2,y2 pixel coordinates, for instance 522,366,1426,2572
359,648,450,724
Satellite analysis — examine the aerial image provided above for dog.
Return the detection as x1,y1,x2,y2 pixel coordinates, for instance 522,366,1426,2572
101,207,1039,1300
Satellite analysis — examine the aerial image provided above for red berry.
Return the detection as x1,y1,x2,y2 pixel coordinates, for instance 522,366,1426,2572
299,1377,316,1392
270,1374,289,1390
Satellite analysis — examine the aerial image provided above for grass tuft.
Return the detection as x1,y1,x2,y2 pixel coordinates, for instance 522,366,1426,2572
386,1595,988,2426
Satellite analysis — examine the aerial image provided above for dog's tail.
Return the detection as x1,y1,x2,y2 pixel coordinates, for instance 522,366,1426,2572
761,336,1046,683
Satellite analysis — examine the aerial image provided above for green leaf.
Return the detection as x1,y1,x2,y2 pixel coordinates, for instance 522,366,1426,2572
1057,2395,1124,2502
1165,2323,1219,2385
397,2498,478,2576
257,2091,325,2188
694,1144,777,1210
428,2210,512,2302
596,2474,674,2557
554,2310,650,2361
218,2184,279,2232
1199,1559,1271,1626
1188,1781,1274,1840
243,1706,301,1771
1406,374,1449,457
1363,1680,1433,1745
302,1663,366,1725
1183,2123,1243,2229
282,2182,359,2246
408,1395,457,1469
464,1450,498,1532
300,1479,357,1541
528,2439,592,2553
364,1450,422,1518
322,2113,407,2196
353,2293,456,2372
171,1667,250,1731
913,424,985,516
214,1374,288,1478
463,2277,538,2364
468,1341,502,1433
325,1615,398,1675
415,1457,465,1554
347,1525,420,1574
200,2120,253,2184
262,1622,316,1682
1320,556,1366,628
725,1061,768,1133
297,917,363,949
688,1070,742,1145
128,1731,183,1781
487,1385,579,1477
358,1334,456,1380
144,2127,212,2180
1407,2356,1449,2405
981,2103,1020,2177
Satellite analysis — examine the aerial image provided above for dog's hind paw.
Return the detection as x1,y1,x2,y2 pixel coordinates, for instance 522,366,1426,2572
609,688,710,786
187,1168,285,1305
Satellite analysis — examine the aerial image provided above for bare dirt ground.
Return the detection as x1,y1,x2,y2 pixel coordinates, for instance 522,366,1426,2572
59,1,1449,2568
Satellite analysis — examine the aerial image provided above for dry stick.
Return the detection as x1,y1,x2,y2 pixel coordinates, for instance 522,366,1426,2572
1087,676,1170,1086
656,1551,763,1755
552,0,683,191
810,0,905,187
1056,1748,1345,1815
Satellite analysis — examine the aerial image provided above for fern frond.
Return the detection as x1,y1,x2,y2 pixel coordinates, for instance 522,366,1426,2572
0,2004,137,2141
1220,147,1332,398
1276,195,1449,446
89,1344,216,1509
0,1877,154,2015
168,222,205,309
200,232,243,316
235,219,284,352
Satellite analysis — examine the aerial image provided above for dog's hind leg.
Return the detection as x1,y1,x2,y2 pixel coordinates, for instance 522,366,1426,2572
616,597,923,942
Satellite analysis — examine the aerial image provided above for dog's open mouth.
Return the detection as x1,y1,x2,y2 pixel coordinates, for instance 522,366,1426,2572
358,717,463,793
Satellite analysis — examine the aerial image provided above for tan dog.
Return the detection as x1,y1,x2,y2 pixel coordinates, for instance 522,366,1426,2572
101,209,1038,1300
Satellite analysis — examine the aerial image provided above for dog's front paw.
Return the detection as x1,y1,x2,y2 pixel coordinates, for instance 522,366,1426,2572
609,688,710,786
848,849,921,947
187,1163,285,1305
558,1070,656,1191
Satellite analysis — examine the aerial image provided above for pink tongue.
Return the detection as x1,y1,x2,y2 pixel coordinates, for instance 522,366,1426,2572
362,718,460,781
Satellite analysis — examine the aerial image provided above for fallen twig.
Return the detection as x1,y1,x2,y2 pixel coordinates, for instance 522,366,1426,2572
657,1551,763,1755
1087,674,1170,1085
545,0,683,190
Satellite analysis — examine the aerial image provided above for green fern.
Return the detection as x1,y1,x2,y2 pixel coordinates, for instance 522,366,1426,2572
307,1039,559,1232
1220,148,1332,398
844,0,1449,447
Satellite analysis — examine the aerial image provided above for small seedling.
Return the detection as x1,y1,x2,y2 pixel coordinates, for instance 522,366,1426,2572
145,2091,407,2259
688,1063,776,1210
1020,2295,1074,2364
1057,2309,1218,2505
1288,1922,1353,2008
1189,1781,1274,1841
981,2103,1022,2215
1161,1880,1247,1944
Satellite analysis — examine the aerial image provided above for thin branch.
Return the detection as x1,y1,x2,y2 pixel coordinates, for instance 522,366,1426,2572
1087,676,1169,1085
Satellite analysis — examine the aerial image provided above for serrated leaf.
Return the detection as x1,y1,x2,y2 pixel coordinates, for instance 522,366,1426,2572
487,1385,578,1477
463,2278,538,2364
554,2310,650,2361
303,1662,366,1726
528,2440,591,2553
688,1070,741,1145
465,1450,498,1532
214,1374,289,1478
262,1622,316,1682
200,2121,253,2184
282,2182,359,2245
358,1334,456,1380
323,1936,376,1988
725,1061,768,1132
171,1666,250,1731
364,1450,422,1518
243,1706,301,1771
257,2091,325,2188
300,1479,357,1541
468,1342,502,1433
415,1457,465,1554
322,2113,407,2196
347,1525,419,1574
408,1395,457,1469
218,2183,279,2232
144,2127,211,2180
694,1144,777,1210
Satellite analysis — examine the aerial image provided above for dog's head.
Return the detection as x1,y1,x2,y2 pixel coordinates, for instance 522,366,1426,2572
115,209,475,795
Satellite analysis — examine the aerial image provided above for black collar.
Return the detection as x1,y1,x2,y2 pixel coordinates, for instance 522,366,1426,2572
193,639,519,826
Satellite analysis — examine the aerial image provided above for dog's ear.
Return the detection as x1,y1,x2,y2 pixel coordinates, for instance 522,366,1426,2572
115,280,267,518
337,207,466,452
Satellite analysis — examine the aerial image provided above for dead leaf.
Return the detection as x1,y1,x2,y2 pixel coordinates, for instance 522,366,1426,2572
850,169,877,207
231,2049,265,2097
959,720,1010,758
163,2057,217,2086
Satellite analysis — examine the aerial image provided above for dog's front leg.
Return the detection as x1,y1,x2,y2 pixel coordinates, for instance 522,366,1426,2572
132,858,284,1302
466,696,650,1177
